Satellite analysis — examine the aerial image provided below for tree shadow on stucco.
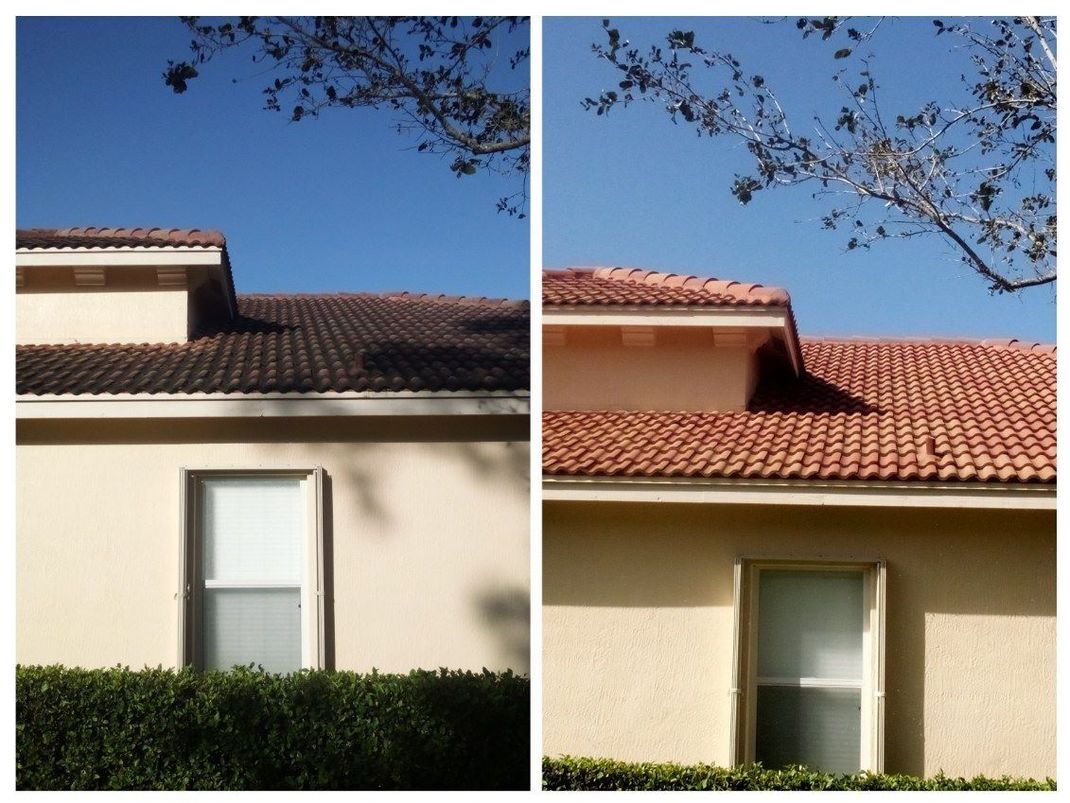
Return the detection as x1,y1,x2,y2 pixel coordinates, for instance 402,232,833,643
475,586,530,675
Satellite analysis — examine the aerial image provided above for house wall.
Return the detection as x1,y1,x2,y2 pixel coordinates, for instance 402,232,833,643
544,326,758,411
16,415,529,674
16,288,191,345
543,500,1055,780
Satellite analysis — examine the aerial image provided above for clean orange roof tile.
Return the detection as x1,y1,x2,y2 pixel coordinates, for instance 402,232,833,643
543,339,1055,485
543,267,790,307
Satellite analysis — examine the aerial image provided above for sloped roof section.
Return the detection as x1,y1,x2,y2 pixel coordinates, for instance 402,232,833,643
543,267,791,307
16,227,227,249
543,339,1055,484
17,293,529,395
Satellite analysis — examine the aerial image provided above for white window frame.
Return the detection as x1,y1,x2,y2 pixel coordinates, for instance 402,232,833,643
178,467,325,671
730,557,886,773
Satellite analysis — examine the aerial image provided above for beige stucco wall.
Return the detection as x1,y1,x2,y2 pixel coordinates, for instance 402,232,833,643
544,327,757,411
16,415,529,674
17,288,191,345
543,501,1055,780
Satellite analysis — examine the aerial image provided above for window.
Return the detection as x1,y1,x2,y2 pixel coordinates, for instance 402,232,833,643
178,469,324,673
731,559,885,773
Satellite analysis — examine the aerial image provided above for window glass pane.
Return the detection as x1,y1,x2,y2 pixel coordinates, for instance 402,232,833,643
203,588,301,674
757,570,863,680
755,685,861,773
203,478,303,583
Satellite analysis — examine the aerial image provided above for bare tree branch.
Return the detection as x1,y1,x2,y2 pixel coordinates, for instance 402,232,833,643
585,17,1056,292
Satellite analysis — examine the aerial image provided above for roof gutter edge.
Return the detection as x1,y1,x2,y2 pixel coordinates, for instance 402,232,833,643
16,391,530,419
542,475,1055,510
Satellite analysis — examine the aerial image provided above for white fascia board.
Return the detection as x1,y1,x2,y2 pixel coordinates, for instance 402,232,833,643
17,390,530,419
542,306,788,329
16,248,224,267
542,477,1055,510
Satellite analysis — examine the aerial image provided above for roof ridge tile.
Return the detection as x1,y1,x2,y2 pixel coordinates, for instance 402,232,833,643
18,226,227,248
543,266,791,308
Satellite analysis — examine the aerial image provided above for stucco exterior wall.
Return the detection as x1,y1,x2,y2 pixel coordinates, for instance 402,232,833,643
543,501,1055,780
16,288,192,345
17,415,529,674
544,327,757,411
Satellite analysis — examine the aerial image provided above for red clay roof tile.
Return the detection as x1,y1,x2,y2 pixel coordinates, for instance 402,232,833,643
16,227,226,249
543,267,791,307
543,339,1055,485
17,293,529,395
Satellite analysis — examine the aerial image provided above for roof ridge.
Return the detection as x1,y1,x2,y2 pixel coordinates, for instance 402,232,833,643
543,266,791,306
382,291,529,308
236,291,529,308
17,227,227,247
802,336,1055,353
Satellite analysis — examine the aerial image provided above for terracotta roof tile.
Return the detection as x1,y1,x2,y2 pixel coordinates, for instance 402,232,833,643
16,227,226,249
543,339,1055,485
543,267,791,307
17,293,529,395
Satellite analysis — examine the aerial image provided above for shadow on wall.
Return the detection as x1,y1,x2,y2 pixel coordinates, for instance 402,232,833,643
321,473,337,671
17,402,531,679
285,466,530,676
476,585,531,675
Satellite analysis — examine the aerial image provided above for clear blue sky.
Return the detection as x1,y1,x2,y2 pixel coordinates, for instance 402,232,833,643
17,17,530,300
544,17,1056,342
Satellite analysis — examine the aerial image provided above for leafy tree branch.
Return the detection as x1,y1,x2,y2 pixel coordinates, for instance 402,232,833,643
165,16,530,216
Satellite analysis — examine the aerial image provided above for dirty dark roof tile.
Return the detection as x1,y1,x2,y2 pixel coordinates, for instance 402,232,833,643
17,293,530,395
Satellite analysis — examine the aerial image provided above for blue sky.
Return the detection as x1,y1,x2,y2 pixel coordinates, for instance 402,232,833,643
17,17,530,300
544,17,1056,342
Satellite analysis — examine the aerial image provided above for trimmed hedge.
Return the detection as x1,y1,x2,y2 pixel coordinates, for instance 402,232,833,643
17,664,529,790
542,756,1056,791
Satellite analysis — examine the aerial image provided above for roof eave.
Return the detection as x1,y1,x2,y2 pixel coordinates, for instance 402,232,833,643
542,475,1055,510
15,244,239,320
542,303,804,377
16,390,531,419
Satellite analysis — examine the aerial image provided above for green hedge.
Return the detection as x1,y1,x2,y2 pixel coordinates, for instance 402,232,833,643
16,664,529,790
542,756,1056,791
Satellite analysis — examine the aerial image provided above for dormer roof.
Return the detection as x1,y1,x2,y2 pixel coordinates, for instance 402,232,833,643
543,266,804,379
543,267,790,307
16,227,238,319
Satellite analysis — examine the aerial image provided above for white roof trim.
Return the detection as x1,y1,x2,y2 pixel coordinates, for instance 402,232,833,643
17,390,530,419
542,476,1055,510
16,248,224,267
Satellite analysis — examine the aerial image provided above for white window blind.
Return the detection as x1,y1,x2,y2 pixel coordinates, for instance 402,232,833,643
201,477,304,673
755,570,864,773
